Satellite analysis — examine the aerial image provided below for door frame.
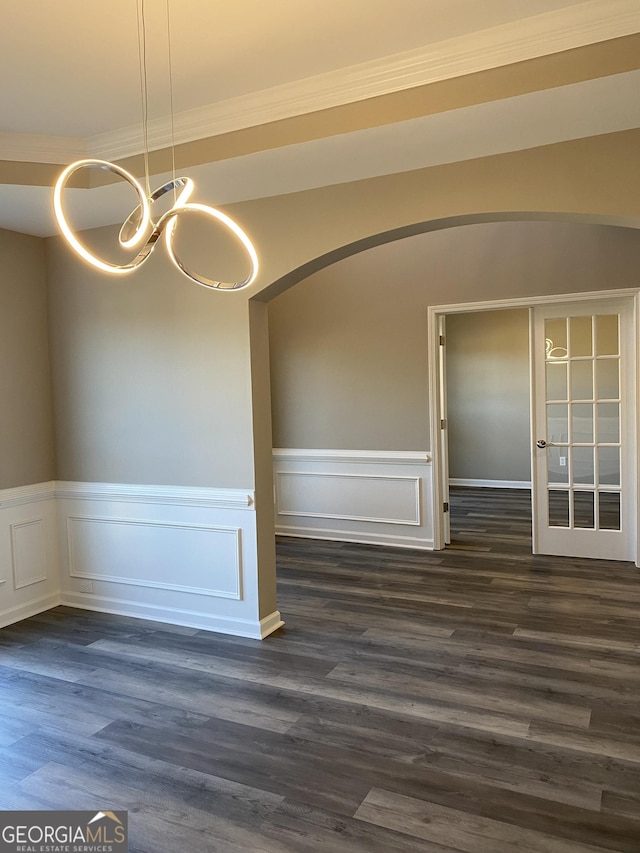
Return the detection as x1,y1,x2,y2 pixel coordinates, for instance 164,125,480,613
427,287,640,565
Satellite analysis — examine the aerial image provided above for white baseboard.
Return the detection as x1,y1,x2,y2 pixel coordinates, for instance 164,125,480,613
0,592,61,629
276,524,434,551
449,478,532,490
60,592,273,639
260,610,285,638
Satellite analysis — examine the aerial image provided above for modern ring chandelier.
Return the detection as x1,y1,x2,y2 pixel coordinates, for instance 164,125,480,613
53,0,258,290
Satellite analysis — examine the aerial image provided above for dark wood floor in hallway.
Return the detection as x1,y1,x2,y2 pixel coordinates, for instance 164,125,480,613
1,487,640,851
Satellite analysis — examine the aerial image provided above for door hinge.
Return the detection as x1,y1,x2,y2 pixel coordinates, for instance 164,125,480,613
440,418,446,430
443,502,449,513
439,335,445,346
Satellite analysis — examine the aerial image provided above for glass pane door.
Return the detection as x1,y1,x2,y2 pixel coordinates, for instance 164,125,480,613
533,300,635,562
545,313,620,531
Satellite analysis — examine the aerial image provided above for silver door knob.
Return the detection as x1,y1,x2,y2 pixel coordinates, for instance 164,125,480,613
536,439,547,449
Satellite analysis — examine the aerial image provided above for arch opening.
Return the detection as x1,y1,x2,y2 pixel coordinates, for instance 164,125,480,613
251,214,640,611
254,210,640,304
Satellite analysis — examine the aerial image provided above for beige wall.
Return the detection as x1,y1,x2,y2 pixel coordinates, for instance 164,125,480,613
43,132,640,492
5,127,634,632
268,222,640,460
0,228,54,489
446,309,530,482
45,230,257,488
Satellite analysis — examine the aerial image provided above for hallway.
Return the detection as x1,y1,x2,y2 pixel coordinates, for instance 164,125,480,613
448,485,533,555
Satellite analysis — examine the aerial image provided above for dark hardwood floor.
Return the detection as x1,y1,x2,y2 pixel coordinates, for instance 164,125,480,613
448,484,535,555
1,487,640,851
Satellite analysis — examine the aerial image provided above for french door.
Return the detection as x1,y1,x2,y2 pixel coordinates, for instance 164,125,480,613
531,299,636,561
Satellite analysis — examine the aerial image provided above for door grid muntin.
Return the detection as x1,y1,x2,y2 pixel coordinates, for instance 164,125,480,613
544,313,621,531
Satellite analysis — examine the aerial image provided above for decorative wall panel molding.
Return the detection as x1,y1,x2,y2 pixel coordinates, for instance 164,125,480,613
276,471,421,525
67,515,242,600
0,483,59,629
11,517,47,589
56,481,273,639
273,449,433,550
1,480,277,639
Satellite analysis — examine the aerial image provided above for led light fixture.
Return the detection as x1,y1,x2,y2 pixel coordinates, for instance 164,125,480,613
53,1,258,290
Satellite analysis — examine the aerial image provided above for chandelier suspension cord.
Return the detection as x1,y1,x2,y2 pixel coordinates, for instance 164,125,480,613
52,0,259,289
165,0,178,204
136,0,151,199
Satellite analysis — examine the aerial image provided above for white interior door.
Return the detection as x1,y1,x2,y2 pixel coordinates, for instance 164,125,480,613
531,299,636,561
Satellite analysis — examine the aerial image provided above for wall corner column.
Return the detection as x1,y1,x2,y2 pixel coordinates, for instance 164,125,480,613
249,299,283,637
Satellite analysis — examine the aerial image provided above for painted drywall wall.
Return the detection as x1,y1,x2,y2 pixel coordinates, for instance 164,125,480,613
0,228,54,489
45,231,256,489
40,130,640,635
45,131,640,489
268,221,640,454
446,309,530,482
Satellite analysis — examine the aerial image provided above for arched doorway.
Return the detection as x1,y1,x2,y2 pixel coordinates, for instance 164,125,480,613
251,216,640,626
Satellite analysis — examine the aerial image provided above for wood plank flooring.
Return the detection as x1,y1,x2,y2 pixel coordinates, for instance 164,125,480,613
1,487,640,851
449,485,535,555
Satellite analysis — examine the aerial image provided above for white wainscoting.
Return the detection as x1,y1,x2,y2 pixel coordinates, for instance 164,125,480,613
57,482,282,639
273,449,433,549
67,516,243,600
0,482,60,628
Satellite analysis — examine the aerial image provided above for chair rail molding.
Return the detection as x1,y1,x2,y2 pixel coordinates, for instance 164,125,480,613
0,481,56,509
55,481,254,509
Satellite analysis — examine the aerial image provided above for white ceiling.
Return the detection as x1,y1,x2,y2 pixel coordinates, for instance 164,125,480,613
0,0,638,236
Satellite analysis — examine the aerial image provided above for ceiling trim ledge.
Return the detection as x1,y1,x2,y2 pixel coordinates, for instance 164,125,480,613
85,0,640,161
1,0,637,166
0,133,85,165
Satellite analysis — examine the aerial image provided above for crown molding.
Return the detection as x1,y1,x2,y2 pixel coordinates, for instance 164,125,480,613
1,0,637,166
0,133,85,165
86,0,640,161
